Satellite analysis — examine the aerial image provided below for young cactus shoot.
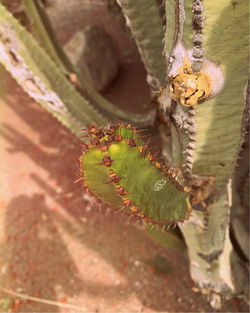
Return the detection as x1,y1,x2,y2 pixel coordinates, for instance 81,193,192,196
79,123,191,225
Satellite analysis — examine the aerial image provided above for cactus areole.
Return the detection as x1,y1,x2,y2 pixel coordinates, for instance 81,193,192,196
80,123,191,225
169,60,211,107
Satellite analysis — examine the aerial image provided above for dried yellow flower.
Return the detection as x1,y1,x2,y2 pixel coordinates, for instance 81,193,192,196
169,62,211,107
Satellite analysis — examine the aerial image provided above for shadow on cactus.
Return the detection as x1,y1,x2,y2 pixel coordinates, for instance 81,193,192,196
79,122,192,225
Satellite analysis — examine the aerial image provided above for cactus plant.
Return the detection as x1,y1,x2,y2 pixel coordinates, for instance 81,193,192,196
80,122,191,224
0,0,248,308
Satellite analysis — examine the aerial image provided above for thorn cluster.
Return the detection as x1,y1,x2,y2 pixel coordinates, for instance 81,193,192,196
192,0,204,73
104,170,124,184
184,107,198,177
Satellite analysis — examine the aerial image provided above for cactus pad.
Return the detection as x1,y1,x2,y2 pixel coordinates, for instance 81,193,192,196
80,123,191,224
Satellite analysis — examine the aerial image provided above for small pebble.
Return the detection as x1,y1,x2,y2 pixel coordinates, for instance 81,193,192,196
134,281,140,288
0,264,7,274
134,260,140,267
85,206,92,212
177,297,182,303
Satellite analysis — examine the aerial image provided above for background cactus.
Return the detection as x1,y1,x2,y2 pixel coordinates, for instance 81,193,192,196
0,0,248,309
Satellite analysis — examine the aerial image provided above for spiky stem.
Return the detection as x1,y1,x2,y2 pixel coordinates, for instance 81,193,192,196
162,0,249,307
80,123,191,224
0,3,104,136
116,0,166,90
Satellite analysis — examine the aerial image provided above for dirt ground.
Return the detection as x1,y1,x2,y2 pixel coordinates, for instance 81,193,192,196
0,1,248,312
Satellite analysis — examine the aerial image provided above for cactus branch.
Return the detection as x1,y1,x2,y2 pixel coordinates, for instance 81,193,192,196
0,3,106,136
22,0,73,73
80,123,191,224
116,0,166,90
191,0,248,192
163,1,250,306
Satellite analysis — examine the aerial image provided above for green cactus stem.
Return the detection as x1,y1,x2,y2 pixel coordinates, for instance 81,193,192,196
0,3,104,136
116,0,166,90
231,88,249,262
22,0,73,74
145,222,185,249
162,0,249,306
180,191,241,303
182,0,249,192
80,123,191,224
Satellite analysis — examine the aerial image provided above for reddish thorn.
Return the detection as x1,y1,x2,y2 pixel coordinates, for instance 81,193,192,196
136,128,149,133
83,182,89,189
144,138,151,148
74,177,83,184
152,150,160,159
115,206,126,213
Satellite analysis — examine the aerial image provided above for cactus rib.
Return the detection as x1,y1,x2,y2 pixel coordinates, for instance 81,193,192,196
22,0,73,74
182,0,249,192
164,0,176,58
116,0,166,90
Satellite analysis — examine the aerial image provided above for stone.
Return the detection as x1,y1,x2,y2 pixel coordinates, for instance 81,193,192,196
64,25,119,91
